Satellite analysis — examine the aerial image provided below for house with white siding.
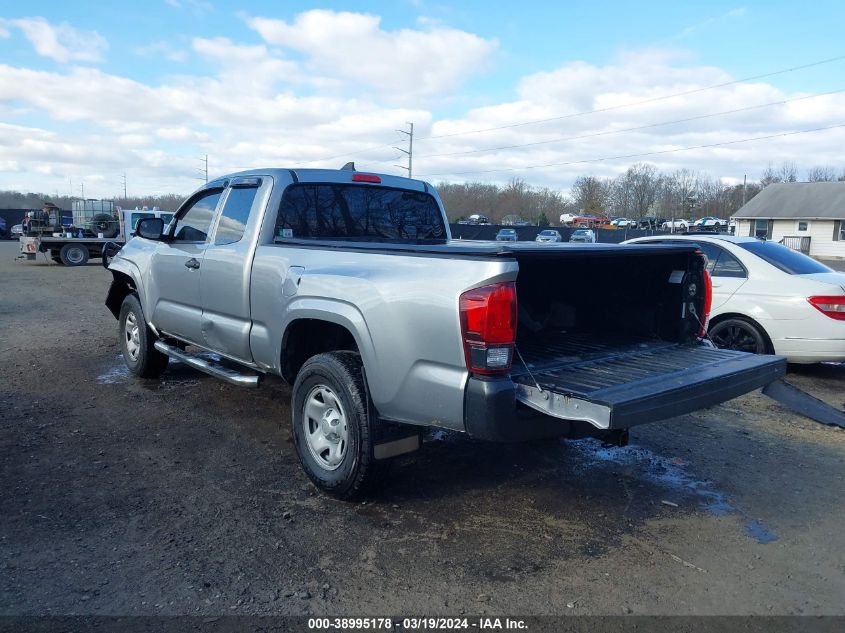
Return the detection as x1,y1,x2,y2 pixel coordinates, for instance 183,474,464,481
732,181,845,260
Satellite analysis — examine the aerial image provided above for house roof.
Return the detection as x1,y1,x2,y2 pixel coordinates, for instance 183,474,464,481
733,181,845,220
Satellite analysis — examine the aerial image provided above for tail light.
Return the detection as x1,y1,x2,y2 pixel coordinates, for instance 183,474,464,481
699,269,713,337
459,282,517,375
808,295,845,320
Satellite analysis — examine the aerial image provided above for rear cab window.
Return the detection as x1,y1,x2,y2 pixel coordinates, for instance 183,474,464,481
275,184,446,243
737,241,832,275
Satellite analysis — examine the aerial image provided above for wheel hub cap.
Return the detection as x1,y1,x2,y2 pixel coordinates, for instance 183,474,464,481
302,385,348,471
124,312,140,360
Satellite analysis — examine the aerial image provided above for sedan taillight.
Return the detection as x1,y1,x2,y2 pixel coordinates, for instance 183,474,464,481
808,295,845,321
459,282,517,375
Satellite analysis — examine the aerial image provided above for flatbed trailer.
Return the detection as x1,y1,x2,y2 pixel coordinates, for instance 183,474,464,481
19,235,125,266
18,207,174,266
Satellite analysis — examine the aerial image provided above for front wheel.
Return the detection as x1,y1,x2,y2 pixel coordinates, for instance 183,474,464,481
709,318,770,355
118,294,169,378
60,243,89,266
291,351,385,499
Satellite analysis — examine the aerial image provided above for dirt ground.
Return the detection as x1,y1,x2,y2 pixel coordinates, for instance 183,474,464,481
1,240,844,617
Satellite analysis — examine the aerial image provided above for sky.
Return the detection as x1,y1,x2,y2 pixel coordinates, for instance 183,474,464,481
0,0,844,198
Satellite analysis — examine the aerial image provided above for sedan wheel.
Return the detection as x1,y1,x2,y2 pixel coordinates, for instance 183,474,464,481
709,318,768,354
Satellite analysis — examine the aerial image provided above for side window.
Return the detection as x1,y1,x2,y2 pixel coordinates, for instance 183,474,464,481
215,186,259,245
173,190,222,242
130,213,154,232
711,249,746,278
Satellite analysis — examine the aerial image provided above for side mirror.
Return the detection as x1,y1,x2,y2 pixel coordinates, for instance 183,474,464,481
136,217,164,240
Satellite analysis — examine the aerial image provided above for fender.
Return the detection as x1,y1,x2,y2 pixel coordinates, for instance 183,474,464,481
279,296,378,373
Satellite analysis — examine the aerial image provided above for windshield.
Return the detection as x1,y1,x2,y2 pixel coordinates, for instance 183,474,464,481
499,229,515,234
540,230,556,236
573,230,589,235
737,241,833,274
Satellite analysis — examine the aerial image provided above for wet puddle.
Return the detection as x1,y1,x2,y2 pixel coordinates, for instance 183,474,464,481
571,439,778,544
96,355,200,391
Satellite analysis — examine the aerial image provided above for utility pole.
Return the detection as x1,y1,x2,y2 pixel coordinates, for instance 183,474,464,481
742,174,747,206
394,122,414,178
195,154,208,183
80,181,85,199
121,172,128,200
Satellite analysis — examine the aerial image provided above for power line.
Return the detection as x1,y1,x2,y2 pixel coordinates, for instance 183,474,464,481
297,53,845,166
415,54,845,141
415,88,845,159
416,123,845,178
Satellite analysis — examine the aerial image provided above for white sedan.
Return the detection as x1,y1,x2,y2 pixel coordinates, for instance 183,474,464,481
662,219,690,231
625,234,845,363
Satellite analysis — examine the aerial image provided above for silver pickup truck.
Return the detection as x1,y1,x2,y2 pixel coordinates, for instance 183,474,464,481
105,167,786,498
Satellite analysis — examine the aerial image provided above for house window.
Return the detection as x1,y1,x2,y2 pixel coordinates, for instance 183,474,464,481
797,221,808,231
754,219,769,239
836,220,844,242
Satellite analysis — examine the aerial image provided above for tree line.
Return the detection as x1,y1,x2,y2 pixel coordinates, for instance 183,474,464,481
2,161,844,225
438,162,845,224
0,191,185,212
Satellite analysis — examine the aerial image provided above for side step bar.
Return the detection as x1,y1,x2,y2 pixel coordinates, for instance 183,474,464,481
154,341,260,387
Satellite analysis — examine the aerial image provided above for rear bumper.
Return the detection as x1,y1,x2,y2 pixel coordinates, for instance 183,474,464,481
773,337,845,364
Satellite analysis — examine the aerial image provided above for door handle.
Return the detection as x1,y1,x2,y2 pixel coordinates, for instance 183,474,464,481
185,258,200,270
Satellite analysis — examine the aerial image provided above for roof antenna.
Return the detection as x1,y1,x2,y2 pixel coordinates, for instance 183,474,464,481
341,161,355,171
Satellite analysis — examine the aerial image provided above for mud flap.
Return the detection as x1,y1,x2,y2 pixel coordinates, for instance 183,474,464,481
762,379,845,429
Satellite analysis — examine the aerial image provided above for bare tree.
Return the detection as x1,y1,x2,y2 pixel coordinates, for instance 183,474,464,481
625,163,661,218
807,166,838,182
570,175,607,215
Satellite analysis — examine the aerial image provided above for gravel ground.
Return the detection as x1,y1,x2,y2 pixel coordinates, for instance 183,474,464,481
1,240,844,616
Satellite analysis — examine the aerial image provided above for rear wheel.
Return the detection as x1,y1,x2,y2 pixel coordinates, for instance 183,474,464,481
291,351,385,499
118,294,169,378
709,318,770,355
60,243,89,266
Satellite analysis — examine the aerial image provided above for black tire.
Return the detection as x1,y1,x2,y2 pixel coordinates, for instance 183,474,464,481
93,213,120,238
291,351,385,500
709,317,770,355
60,243,89,266
118,294,169,379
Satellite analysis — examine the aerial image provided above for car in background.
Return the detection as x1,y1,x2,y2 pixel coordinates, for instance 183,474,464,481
495,228,518,242
10,223,23,238
467,214,490,225
535,229,562,243
611,218,636,228
569,228,596,243
625,233,845,363
694,216,726,230
662,219,690,232
638,217,667,230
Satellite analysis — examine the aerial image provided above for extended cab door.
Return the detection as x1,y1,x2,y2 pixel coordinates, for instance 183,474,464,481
199,176,269,362
148,187,223,343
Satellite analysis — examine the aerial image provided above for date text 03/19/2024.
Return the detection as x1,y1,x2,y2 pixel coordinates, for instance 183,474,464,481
307,617,529,630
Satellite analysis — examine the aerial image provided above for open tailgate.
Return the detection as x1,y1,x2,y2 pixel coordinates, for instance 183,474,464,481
513,344,786,429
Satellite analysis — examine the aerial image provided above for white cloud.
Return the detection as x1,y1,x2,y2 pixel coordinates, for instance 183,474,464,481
0,16,843,199
246,9,497,100
136,40,187,62
10,17,108,63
